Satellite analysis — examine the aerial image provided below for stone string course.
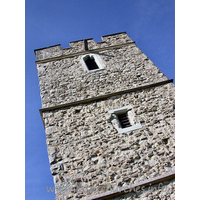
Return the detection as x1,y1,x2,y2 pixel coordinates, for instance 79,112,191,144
35,32,175,199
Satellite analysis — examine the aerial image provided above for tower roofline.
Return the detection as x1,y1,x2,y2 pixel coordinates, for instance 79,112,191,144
101,31,127,37
69,38,93,43
34,44,61,53
34,32,133,61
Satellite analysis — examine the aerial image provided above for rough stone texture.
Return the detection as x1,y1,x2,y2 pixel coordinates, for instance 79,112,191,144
35,32,168,108
44,84,175,199
35,32,175,199
112,179,175,200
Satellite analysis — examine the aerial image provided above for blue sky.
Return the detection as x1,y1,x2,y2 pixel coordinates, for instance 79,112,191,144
25,0,174,199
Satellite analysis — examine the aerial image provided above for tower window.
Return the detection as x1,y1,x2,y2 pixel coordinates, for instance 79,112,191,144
117,113,132,128
108,105,142,133
84,56,99,70
81,54,106,72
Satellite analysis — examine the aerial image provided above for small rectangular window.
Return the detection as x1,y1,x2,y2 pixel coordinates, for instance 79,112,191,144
108,105,142,133
117,113,131,128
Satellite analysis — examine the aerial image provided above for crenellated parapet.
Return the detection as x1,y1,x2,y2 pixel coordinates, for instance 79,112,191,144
35,32,169,108
34,32,133,61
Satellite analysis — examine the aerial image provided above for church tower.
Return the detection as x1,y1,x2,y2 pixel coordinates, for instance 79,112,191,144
35,32,175,199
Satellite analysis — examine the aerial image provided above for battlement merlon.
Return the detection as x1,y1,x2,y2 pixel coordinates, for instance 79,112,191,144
34,32,134,61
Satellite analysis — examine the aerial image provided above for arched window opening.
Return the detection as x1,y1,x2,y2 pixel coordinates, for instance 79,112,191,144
81,54,105,72
84,56,99,70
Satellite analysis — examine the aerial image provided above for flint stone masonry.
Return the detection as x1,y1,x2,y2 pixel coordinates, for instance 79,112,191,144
44,83,175,199
35,32,175,199
35,32,168,108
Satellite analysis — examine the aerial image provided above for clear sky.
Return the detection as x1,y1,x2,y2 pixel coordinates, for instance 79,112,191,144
25,0,174,199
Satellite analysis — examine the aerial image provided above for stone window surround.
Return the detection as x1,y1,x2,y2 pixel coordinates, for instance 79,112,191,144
80,53,106,72
109,105,142,133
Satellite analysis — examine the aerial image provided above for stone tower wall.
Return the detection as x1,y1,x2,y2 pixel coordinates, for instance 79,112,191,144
35,32,175,199
35,32,168,108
